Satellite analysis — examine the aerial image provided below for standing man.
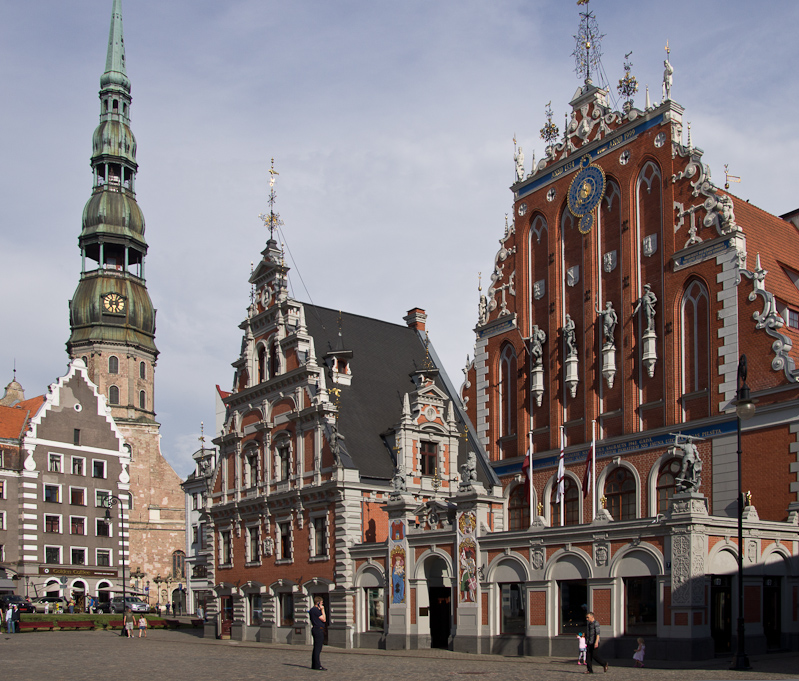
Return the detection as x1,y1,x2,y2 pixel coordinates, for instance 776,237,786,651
309,596,327,671
4,604,12,634
584,611,609,674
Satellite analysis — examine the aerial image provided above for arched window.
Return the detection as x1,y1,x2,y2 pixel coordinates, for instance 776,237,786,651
605,467,636,520
258,345,266,383
138,391,146,410
681,280,710,394
108,356,119,374
498,344,517,439
108,385,119,405
139,362,146,380
269,342,279,378
656,458,681,514
550,477,579,527
172,550,186,579
508,485,530,531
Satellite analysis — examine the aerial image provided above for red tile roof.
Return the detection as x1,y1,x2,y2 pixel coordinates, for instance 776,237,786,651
0,395,44,440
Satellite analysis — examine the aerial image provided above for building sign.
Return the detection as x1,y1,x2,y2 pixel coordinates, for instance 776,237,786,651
39,566,118,578
673,238,732,271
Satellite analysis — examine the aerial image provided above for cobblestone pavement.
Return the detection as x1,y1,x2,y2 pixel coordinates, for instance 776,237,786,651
3,629,798,681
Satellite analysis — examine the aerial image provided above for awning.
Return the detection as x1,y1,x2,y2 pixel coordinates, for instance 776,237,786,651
0,579,17,590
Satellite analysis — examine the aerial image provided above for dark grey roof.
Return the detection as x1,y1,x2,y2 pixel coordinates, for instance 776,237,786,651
304,304,496,488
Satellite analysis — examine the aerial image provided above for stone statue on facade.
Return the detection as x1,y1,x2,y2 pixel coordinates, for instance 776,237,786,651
528,325,547,367
633,284,657,332
514,146,525,183
563,314,577,358
673,435,702,494
663,57,673,101
390,460,407,500
459,451,477,493
595,300,618,347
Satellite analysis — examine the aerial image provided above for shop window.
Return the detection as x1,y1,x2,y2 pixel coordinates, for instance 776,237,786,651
605,467,636,520
366,588,384,630
280,593,294,626
500,583,526,634
249,594,263,626
508,485,530,531
656,458,681,514
420,441,437,476
559,580,587,634
625,576,657,636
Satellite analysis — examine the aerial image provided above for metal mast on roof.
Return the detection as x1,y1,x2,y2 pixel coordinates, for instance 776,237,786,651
259,158,283,243
572,0,604,86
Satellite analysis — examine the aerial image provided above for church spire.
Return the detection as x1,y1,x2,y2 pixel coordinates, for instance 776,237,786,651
102,0,130,94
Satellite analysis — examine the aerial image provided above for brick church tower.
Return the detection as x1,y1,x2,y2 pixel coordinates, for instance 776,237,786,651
66,0,185,605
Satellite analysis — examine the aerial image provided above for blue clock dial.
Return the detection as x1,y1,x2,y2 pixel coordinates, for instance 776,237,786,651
567,163,606,231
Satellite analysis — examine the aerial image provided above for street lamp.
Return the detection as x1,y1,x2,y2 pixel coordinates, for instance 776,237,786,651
105,493,128,632
130,567,145,595
730,355,754,670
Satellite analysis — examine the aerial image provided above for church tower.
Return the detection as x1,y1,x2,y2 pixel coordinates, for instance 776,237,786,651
67,0,186,607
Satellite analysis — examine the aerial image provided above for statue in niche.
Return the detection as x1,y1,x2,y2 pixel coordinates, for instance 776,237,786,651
529,325,547,367
459,452,477,493
673,435,702,494
633,284,657,332
563,314,577,358
390,460,407,500
595,300,618,347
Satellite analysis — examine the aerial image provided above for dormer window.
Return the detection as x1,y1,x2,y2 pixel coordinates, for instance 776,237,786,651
420,441,437,476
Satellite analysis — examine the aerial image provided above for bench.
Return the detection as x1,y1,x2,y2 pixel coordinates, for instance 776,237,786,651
146,618,167,628
190,618,204,628
18,621,56,631
108,620,124,629
163,618,181,628
57,620,95,630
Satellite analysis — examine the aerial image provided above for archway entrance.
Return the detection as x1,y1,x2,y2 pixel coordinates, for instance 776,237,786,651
424,556,451,650
710,575,732,654
97,581,112,606
72,581,87,612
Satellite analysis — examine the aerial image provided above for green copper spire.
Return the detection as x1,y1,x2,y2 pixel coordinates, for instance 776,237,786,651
101,0,131,93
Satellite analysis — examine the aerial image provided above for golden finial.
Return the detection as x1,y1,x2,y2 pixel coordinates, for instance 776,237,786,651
600,495,607,509
478,272,482,293
745,490,752,506
329,386,341,409
537,501,544,515
198,421,206,452
422,332,435,371
665,39,670,56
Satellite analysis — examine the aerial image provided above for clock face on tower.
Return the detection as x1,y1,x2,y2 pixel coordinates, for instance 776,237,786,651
103,292,126,314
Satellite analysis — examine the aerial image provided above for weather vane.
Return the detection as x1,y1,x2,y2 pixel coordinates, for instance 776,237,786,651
617,51,638,108
572,1,604,85
724,164,741,190
258,158,283,242
198,421,206,453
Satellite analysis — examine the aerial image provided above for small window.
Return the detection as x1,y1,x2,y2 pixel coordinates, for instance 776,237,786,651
70,488,86,506
280,522,291,560
420,441,437,476
249,593,263,626
95,490,110,508
49,454,62,473
221,530,232,565
45,546,61,564
45,515,61,533
108,356,119,374
173,550,186,579
789,309,799,330
71,548,86,565
93,460,106,479
71,457,85,476
313,517,327,557
71,517,85,535
97,549,111,567
73,429,80,446
247,527,260,563
192,526,199,545
278,446,290,481
0,512,4,531
139,391,146,409
139,361,146,379
96,518,111,537
44,485,60,503
280,593,294,626
108,385,119,405
0,480,4,498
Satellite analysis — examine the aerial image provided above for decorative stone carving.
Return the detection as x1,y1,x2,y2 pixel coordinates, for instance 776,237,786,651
528,325,547,407
642,234,658,257
595,300,618,347
533,279,546,300
514,146,525,183
389,461,407,500
673,435,702,494
563,314,578,358
633,284,657,332
603,250,617,273
567,266,580,287
531,547,544,571
458,452,477,493
595,544,608,567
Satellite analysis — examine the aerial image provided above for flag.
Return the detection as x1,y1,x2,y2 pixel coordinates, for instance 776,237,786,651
555,433,565,503
521,444,531,502
582,440,593,499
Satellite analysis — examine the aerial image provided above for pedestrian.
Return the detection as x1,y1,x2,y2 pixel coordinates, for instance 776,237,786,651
197,605,204,622
166,602,171,615
44,601,50,615
5,605,14,634
308,596,327,671
577,631,587,665
123,609,134,638
138,615,148,638
584,611,608,674
633,637,645,667
11,605,20,634
69,598,75,614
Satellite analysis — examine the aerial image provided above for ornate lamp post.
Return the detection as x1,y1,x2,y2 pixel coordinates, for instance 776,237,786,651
105,493,128,634
130,567,145,595
731,356,754,670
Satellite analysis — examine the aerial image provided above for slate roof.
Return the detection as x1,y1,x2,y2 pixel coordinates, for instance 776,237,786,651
303,304,495,487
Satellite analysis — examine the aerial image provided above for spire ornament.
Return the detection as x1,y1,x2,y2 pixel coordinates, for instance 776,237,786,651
617,51,639,110
258,158,283,243
540,101,559,153
572,3,604,85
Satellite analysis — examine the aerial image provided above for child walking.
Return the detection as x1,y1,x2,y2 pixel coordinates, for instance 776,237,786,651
633,637,646,667
577,631,587,665
138,615,148,638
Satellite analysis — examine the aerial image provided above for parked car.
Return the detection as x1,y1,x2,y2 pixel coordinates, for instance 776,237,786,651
94,600,112,613
109,596,150,613
32,596,69,613
0,595,35,613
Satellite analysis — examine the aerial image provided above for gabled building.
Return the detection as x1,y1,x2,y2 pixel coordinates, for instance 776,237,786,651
204,215,497,646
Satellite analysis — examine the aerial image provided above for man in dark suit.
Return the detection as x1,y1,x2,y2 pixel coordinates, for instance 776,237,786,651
584,611,609,674
309,596,327,671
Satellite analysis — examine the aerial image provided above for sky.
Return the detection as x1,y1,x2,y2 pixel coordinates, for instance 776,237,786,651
1,0,797,479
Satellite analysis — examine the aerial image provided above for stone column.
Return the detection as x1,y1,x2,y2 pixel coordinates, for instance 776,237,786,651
384,497,413,650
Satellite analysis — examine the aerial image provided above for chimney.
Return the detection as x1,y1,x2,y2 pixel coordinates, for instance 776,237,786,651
403,308,427,332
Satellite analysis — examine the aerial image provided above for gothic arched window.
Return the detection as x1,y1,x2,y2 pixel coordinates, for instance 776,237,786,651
508,485,530,531
605,467,636,520
681,279,710,394
108,385,119,405
656,458,681,514
550,477,579,527
139,361,146,380
498,344,517,439
258,345,266,383
269,342,279,378
172,550,186,579
138,391,146,410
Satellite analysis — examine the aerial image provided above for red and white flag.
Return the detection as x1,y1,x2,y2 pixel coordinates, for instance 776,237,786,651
556,427,565,503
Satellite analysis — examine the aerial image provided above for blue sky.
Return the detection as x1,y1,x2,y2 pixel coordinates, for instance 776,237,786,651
1,0,797,477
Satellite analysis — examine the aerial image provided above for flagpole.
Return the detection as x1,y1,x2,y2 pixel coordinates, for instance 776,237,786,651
528,428,534,522
559,425,565,527
591,419,597,521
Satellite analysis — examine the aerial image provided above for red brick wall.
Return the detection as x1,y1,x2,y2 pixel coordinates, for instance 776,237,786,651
530,591,546,626
592,588,611,628
744,585,761,624
482,592,489,625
